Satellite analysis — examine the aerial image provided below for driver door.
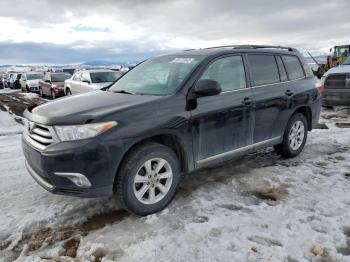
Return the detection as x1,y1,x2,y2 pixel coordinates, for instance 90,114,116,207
190,55,255,168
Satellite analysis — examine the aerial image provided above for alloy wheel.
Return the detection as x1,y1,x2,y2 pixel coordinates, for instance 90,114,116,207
288,120,305,150
133,158,173,205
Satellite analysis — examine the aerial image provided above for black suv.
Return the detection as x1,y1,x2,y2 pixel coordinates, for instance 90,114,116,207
22,45,322,215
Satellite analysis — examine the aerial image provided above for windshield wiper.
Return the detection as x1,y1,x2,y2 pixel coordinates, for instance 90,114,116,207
113,90,137,95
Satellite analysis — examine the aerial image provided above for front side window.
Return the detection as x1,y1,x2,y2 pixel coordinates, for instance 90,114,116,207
91,72,121,83
282,55,305,80
109,55,204,95
199,56,246,92
248,54,280,86
342,55,350,65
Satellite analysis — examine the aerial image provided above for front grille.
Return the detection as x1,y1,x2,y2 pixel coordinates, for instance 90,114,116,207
325,74,347,89
24,122,58,150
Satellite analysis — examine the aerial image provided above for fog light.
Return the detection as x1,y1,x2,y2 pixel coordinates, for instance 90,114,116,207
54,172,92,188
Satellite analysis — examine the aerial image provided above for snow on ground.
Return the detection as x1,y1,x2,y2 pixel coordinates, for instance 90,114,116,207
0,107,350,262
0,88,19,94
0,111,22,135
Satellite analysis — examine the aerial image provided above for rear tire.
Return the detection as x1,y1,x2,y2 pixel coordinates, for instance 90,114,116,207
275,113,308,158
116,142,181,216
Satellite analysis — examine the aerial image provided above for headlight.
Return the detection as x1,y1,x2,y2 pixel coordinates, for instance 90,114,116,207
54,121,117,141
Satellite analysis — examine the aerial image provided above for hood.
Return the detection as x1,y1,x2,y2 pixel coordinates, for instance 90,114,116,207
91,82,113,89
24,90,163,125
324,65,350,76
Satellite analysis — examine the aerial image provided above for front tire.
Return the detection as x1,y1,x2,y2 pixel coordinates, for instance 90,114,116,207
275,113,308,158
116,142,181,216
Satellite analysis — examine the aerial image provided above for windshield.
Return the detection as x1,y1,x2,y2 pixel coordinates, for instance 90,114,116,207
342,55,350,65
91,72,121,83
51,73,71,82
27,74,44,80
109,55,204,95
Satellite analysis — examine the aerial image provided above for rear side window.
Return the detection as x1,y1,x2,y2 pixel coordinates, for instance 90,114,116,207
199,56,246,92
248,55,280,86
282,55,305,80
276,56,288,82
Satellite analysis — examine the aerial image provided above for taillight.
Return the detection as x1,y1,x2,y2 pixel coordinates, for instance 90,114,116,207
316,82,324,96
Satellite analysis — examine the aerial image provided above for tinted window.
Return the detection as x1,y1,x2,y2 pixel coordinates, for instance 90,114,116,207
276,56,288,81
282,55,305,80
248,54,280,86
199,56,246,92
91,72,121,83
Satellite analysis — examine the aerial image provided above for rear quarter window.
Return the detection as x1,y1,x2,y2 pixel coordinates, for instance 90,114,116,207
248,54,280,86
282,55,305,80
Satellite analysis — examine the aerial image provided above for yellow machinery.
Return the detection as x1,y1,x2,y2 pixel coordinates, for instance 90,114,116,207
309,45,350,78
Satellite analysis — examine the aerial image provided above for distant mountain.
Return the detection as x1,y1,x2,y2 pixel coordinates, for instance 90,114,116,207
82,60,137,67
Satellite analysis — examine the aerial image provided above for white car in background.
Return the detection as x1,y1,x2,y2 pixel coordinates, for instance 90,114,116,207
64,69,122,95
20,72,44,92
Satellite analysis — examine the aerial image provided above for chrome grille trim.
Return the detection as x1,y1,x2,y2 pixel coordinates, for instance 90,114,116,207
23,121,59,150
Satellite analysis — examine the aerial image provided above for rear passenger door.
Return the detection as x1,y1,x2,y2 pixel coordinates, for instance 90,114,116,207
247,54,297,143
191,55,255,167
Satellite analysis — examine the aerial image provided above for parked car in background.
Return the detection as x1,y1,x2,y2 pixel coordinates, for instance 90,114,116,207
321,55,350,107
7,72,20,88
39,73,71,99
22,45,322,216
0,74,5,89
64,69,121,95
20,72,44,92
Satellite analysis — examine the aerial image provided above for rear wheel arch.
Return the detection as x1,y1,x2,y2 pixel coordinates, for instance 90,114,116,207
293,106,312,131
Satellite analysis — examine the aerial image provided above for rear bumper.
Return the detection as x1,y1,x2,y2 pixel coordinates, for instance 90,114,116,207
53,88,65,97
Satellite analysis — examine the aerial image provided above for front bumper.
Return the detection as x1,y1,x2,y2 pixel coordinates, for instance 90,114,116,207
22,133,128,198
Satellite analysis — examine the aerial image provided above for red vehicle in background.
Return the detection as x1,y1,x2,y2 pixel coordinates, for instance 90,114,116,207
39,73,71,99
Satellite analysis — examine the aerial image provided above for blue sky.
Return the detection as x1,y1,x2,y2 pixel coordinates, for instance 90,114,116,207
0,0,349,65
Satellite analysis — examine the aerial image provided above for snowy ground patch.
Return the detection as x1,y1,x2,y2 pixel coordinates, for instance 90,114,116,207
0,107,349,261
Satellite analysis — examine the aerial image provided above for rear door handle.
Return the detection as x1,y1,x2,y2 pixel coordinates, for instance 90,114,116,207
242,97,253,105
285,90,294,96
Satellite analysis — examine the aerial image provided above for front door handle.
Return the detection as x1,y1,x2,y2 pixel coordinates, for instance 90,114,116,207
242,97,253,105
285,90,294,96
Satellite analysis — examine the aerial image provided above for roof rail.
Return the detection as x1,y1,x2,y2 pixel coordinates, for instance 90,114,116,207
196,45,296,52
233,45,296,51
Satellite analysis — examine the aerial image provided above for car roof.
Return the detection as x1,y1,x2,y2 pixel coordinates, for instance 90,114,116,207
171,45,300,57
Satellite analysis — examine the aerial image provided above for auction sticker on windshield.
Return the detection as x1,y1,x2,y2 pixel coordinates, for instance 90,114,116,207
170,58,195,64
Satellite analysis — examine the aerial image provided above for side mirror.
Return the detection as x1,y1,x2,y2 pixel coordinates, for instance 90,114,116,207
82,79,90,84
194,79,221,97
45,80,51,83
